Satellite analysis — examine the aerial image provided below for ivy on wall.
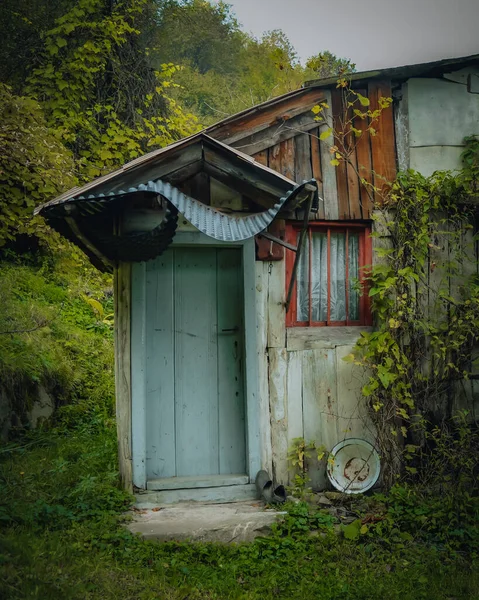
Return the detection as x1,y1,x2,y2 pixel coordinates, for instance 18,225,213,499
346,136,479,486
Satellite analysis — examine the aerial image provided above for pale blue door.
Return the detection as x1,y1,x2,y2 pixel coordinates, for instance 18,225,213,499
142,247,246,484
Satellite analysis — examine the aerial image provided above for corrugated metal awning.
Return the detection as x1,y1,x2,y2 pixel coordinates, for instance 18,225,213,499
35,133,319,270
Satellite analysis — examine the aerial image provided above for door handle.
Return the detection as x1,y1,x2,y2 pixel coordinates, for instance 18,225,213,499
221,326,239,333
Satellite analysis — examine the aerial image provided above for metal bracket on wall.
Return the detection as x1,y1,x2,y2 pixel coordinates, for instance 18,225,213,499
285,188,315,313
257,231,297,252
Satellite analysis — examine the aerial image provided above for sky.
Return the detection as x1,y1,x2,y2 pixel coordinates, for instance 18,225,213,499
223,0,479,71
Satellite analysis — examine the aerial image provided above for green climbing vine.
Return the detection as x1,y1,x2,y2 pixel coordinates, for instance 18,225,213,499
346,136,479,487
286,437,327,498
26,0,199,180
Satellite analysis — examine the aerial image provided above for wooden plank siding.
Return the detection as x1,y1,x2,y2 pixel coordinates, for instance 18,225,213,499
310,129,325,219
208,88,328,146
244,81,396,221
114,262,133,493
246,83,397,221
330,89,351,220
353,93,374,218
280,138,295,180
264,338,374,488
170,84,396,222
368,81,397,203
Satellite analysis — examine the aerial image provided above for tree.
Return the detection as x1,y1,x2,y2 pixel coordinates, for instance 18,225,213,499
0,0,77,90
153,0,243,75
305,51,356,80
236,29,304,104
26,0,199,178
0,85,76,246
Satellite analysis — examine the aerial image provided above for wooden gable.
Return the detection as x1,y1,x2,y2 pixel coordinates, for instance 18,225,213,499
207,82,397,221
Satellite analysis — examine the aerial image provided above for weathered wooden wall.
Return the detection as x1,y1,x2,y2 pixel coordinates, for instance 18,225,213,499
255,259,375,488
208,82,395,487
237,83,395,486
210,83,397,221
114,262,133,493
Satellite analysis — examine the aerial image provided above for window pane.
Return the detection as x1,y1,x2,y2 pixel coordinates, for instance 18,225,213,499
330,233,346,321
296,232,309,321
348,233,360,320
295,228,362,324
311,232,327,321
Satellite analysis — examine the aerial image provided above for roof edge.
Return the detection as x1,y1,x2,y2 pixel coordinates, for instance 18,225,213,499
35,132,297,215
303,53,479,89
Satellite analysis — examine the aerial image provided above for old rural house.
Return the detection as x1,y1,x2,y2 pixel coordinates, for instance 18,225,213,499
36,54,479,503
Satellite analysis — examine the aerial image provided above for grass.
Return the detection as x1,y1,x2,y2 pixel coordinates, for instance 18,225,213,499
1,424,478,600
0,251,115,430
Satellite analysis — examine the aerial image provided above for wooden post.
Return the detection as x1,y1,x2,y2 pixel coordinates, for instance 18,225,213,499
114,261,133,493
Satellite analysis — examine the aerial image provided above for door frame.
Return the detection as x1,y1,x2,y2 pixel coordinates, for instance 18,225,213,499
131,232,261,490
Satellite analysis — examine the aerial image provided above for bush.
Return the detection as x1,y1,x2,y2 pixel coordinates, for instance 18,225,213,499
0,251,115,434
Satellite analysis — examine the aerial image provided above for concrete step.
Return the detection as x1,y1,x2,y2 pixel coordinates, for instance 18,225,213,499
127,500,285,543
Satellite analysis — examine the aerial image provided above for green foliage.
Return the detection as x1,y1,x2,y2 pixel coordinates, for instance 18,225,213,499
0,252,115,430
154,0,244,76
0,423,128,529
151,1,355,123
0,0,76,89
375,413,479,554
1,427,478,599
167,26,308,121
306,50,356,79
26,0,199,179
0,85,76,246
274,501,337,536
347,137,479,486
287,437,327,498
341,519,368,541
374,481,479,555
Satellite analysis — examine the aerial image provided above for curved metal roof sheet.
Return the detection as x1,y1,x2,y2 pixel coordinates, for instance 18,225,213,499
75,178,317,242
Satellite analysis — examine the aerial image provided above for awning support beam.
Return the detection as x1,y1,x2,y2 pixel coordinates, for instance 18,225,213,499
257,231,297,252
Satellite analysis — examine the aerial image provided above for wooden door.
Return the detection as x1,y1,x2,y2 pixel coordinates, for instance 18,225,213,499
143,247,245,483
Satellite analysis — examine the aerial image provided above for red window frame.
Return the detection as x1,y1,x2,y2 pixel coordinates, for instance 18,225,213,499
285,222,372,327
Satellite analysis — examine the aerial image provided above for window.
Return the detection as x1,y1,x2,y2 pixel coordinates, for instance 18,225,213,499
285,223,372,327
